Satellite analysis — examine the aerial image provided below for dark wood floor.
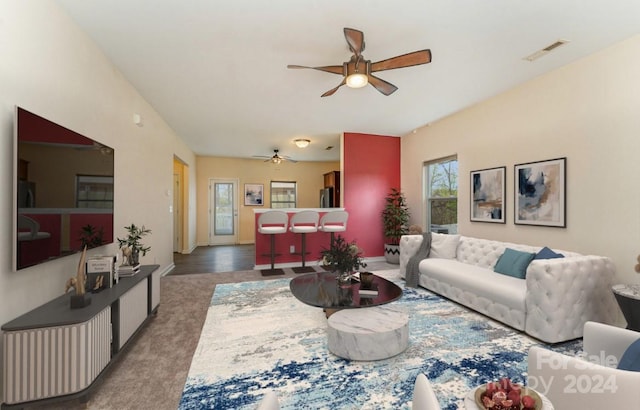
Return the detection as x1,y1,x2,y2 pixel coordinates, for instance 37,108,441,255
171,244,397,276
171,244,255,275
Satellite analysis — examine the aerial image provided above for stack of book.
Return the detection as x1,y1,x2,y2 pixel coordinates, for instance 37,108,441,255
359,284,379,297
86,255,116,292
116,263,141,278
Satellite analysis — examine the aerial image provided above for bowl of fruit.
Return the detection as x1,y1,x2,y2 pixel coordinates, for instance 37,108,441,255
474,377,541,409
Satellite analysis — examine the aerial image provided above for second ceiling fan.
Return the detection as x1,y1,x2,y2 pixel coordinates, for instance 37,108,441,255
288,27,432,97
253,149,297,164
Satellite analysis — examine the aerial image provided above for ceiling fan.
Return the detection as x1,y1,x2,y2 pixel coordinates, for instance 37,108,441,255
252,149,297,164
288,27,432,97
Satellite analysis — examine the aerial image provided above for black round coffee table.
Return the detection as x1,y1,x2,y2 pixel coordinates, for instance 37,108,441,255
289,271,403,309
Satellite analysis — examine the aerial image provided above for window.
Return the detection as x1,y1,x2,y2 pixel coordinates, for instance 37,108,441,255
425,156,458,234
270,181,297,208
76,175,114,208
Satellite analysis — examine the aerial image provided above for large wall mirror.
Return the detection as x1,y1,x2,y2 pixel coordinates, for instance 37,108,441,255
14,107,115,270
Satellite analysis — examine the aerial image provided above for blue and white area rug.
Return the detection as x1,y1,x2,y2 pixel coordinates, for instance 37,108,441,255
179,270,581,409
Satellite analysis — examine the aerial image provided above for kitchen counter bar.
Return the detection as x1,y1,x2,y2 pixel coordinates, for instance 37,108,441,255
253,208,345,269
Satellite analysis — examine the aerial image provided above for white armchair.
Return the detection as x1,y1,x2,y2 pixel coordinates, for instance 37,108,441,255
412,373,441,410
255,390,280,410
527,321,640,409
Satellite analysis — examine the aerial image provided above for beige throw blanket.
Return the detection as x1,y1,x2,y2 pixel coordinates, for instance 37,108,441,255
405,232,432,288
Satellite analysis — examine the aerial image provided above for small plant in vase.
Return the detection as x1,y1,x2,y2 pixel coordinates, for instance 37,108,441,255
320,235,367,286
117,224,151,266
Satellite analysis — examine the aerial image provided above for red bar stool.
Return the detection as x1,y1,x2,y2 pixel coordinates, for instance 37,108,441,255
289,210,320,273
257,210,288,276
318,210,349,250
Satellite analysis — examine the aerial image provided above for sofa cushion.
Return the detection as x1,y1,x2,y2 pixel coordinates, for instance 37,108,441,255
429,233,460,259
494,248,536,279
618,338,640,372
534,246,564,260
418,258,527,312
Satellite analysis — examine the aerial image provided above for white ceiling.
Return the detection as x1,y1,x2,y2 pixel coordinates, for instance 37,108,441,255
56,0,640,162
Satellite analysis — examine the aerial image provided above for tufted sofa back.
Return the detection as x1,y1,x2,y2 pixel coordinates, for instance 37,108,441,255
399,234,583,276
456,236,581,270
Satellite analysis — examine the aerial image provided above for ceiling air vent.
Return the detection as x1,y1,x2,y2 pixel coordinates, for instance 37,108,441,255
523,39,570,62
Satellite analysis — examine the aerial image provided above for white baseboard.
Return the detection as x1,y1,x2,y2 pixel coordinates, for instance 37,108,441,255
158,262,176,277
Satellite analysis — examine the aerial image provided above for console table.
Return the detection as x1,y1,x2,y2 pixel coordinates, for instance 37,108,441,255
1,265,160,408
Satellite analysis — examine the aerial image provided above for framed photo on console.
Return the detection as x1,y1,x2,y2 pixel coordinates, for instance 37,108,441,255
244,183,264,206
470,166,506,223
514,157,566,227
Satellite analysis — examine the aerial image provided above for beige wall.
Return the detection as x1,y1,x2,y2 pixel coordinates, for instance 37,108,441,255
0,1,197,336
402,35,640,284
197,156,339,245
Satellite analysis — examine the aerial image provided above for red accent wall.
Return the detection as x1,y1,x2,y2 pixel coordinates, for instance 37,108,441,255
343,132,400,259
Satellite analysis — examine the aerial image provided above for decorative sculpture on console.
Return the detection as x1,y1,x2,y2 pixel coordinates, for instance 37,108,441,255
65,246,91,308
121,246,133,266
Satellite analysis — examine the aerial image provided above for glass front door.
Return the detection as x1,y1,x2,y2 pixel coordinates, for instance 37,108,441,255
209,179,238,245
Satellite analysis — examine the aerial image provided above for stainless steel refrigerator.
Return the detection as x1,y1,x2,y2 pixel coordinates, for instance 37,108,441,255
320,187,334,208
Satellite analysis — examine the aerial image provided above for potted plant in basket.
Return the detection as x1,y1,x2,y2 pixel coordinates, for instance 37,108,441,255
381,188,410,264
320,235,367,286
117,223,151,266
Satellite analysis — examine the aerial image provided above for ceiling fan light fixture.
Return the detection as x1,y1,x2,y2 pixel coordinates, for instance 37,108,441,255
346,73,368,88
294,138,310,148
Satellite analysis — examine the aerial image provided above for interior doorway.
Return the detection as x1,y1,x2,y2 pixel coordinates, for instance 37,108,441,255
173,157,188,253
209,178,239,245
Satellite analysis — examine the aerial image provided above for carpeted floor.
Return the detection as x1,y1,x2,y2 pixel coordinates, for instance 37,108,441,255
22,264,578,410
28,272,219,410
25,266,340,410
178,271,581,410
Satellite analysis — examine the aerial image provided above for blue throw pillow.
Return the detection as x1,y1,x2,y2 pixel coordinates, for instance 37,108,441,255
618,338,640,371
494,248,536,279
534,246,564,260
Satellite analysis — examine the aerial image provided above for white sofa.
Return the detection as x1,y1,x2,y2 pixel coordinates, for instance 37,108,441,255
399,234,619,343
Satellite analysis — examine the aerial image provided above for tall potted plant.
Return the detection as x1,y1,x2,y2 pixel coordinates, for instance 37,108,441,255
381,188,410,264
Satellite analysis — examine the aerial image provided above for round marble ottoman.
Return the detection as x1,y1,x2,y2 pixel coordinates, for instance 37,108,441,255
327,305,409,361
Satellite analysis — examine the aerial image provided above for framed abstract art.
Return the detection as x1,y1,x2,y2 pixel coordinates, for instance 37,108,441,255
514,157,566,227
244,183,264,206
470,166,506,223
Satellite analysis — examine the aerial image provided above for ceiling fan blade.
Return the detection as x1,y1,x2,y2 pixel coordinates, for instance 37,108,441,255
367,75,398,96
321,79,346,97
344,28,365,56
287,64,344,75
370,49,432,72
